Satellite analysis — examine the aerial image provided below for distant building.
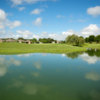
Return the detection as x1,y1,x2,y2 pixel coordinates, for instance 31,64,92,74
57,41,60,44
39,42,43,44
27,40,31,44
18,39,32,44
6,38,16,42
52,41,56,44
0,39,3,43
18,40,23,43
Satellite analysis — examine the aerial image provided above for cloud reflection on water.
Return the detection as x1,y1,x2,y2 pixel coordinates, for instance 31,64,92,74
80,53,100,64
85,72,100,81
0,57,21,77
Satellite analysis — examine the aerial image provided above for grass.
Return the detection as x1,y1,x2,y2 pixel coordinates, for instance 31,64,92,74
0,42,100,55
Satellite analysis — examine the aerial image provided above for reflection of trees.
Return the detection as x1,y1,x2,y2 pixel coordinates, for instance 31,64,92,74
66,49,100,59
66,52,84,59
86,49,100,57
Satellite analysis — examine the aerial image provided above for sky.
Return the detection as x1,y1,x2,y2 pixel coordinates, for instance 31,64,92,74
0,0,100,40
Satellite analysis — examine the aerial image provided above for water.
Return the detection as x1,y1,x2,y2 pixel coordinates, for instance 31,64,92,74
0,50,100,100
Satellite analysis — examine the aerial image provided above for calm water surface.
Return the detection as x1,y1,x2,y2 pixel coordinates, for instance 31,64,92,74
0,50,100,100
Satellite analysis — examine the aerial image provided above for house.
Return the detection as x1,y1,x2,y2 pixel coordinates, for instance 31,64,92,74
39,42,43,44
6,38,16,42
24,40,32,44
52,41,56,44
57,41,60,44
18,40,23,43
18,39,32,44
0,39,3,43
27,40,31,44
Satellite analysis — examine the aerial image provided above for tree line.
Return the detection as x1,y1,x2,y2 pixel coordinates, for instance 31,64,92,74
18,37,57,43
85,35,100,43
16,34,100,46
66,34,100,46
1,34,100,46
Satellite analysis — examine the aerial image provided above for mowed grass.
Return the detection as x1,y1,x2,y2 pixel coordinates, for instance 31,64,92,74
0,42,100,54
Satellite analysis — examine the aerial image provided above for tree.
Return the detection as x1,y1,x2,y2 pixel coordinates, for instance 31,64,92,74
88,35,95,43
78,37,85,46
31,38,37,43
39,38,55,43
18,37,24,40
85,37,89,43
95,35,100,43
65,34,85,46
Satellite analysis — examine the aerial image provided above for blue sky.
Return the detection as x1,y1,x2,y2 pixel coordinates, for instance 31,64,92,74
0,0,100,40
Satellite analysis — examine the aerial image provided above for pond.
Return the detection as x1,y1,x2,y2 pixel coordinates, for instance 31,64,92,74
0,50,100,100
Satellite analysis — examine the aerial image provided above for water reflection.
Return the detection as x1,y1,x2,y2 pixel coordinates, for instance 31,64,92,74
65,49,100,59
85,72,100,81
80,53,100,64
0,57,21,77
32,72,40,77
79,90,100,100
0,51,100,100
65,49,100,64
33,61,41,70
86,49,100,57
66,52,83,59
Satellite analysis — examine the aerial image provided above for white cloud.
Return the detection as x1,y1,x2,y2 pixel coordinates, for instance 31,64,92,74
56,15,65,18
31,9,43,15
0,9,6,21
0,30,6,34
18,7,26,11
0,24,5,29
0,9,7,29
11,0,23,6
13,24,100,40
0,9,21,29
33,17,42,26
33,31,75,40
16,30,33,39
17,30,32,35
11,0,57,6
7,21,22,29
62,30,76,36
81,24,100,36
87,6,100,17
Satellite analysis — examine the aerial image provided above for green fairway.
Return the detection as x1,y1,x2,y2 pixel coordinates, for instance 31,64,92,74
0,42,100,54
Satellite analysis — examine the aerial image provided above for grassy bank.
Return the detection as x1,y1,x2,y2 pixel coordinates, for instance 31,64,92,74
0,42,100,55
